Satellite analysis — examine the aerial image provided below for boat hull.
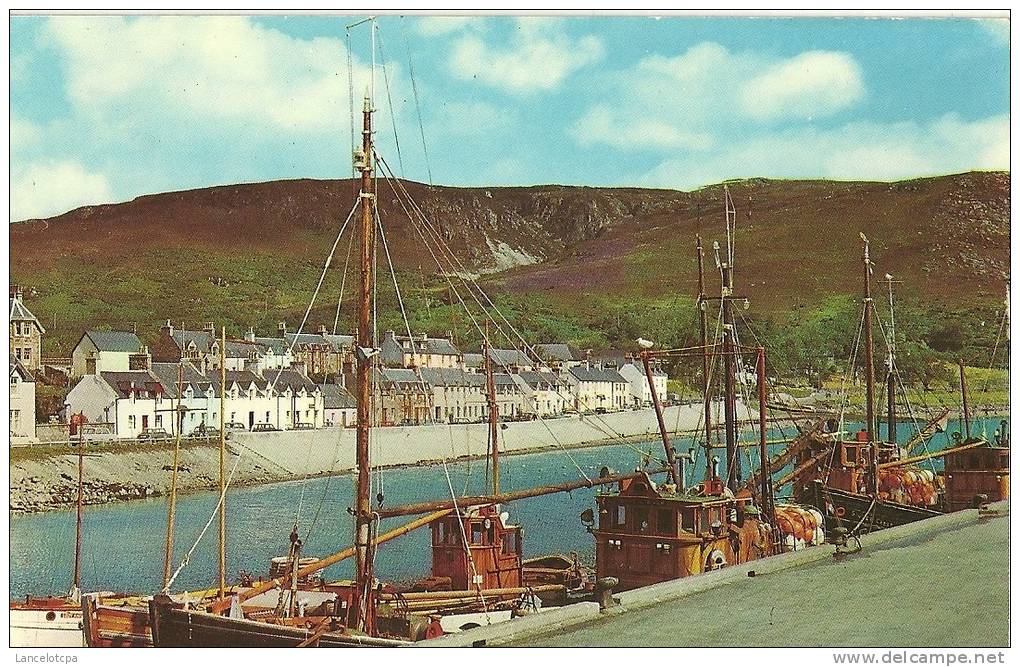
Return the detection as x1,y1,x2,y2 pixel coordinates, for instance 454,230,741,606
81,596,152,647
809,480,941,533
148,598,409,647
10,607,84,648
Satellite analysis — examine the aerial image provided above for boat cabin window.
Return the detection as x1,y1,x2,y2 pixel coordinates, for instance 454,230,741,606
635,507,649,532
681,508,696,532
841,444,860,467
486,521,495,546
437,520,460,545
615,504,627,527
502,527,521,556
471,522,484,545
657,509,673,534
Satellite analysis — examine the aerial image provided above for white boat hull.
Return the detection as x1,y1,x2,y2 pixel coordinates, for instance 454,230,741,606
10,608,84,647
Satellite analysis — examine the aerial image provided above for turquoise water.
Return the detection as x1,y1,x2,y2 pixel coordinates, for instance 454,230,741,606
9,416,1005,599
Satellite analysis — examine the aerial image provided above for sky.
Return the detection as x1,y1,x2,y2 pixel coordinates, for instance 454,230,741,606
8,14,1011,221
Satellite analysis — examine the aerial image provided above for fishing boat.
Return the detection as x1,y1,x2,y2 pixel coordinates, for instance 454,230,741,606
11,418,88,647
791,236,1008,533
587,190,831,591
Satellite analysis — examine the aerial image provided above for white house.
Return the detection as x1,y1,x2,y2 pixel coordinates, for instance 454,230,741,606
321,383,357,427
10,354,36,442
71,330,144,378
618,361,669,407
535,343,584,370
514,371,570,417
567,365,630,412
65,370,167,438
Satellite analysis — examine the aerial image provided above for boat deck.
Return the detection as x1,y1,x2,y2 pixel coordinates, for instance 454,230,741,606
511,506,1009,647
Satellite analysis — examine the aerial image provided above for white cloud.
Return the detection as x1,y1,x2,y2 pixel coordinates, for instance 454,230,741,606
571,42,865,149
572,105,714,151
448,18,603,93
740,51,864,121
43,16,378,132
637,114,1010,189
417,16,479,36
11,161,113,221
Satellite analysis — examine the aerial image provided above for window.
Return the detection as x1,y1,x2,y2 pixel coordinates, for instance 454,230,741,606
657,509,673,534
128,415,136,430
10,375,17,387
635,507,649,532
615,504,627,527
11,409,20,426
471,522,483,545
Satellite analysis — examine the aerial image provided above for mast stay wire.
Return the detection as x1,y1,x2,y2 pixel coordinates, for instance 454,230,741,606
399,18,434,186
377,154,634,446
376,164,598,481
376,163,627,460
333,230,356,335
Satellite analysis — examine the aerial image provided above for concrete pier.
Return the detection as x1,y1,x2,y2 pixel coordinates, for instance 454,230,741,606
419,502,1009,648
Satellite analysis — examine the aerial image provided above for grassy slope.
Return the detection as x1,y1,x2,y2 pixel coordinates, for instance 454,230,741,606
10,172,1009,356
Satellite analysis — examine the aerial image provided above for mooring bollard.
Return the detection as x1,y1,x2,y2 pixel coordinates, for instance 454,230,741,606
595,577,619,610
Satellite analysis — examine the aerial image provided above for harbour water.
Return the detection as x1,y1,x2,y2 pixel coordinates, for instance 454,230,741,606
9,416,1004,599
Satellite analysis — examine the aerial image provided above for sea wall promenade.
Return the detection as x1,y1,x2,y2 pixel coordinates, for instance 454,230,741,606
10,403,752,514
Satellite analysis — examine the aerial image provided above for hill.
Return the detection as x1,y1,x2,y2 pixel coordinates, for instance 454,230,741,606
9,171,1009,356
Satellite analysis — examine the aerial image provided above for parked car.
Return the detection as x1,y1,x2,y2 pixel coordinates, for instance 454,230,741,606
138,428,170,442
193,426,220,439
224,422,247,432
594,407,608,415
251,423,281,433
292,422,315,430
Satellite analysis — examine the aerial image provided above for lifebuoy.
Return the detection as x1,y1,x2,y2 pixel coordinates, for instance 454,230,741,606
834,506,846,518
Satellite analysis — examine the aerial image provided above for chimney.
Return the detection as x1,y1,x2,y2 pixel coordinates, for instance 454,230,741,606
383,330,396,342
129,346,152,371
162,319,175,338
318,324,328,335
10,286,22,302
278,321,287,337
204,322,215,336
245,326,256,343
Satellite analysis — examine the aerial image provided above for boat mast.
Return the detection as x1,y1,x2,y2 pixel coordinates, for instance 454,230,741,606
861,235,879,496
721,188,740,490
353,94,376,633
757,346,774,524
218,326,226,598
958,359,971,440
696,235,713,474
885,275,898,445
72,429,83,599
163,359,183,588
641,350,679,485
483,320,500,495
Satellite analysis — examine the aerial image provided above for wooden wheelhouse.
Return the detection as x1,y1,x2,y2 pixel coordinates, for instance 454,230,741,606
425,504,523,591
592,472,769,592
943,444,1009,511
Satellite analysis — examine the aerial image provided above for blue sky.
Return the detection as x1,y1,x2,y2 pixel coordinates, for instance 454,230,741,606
9,14,1010,221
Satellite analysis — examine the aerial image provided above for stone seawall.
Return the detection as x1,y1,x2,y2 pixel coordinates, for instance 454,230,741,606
230,403,751,474
10,404,751,514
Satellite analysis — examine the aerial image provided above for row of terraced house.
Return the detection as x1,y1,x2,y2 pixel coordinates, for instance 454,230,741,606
14,295,668,439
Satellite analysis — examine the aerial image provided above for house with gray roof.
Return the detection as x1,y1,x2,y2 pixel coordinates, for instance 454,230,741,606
536,343,584,369
567,364,630,412
10,290,44,370
380,330,462,370
514,370,571,417
320,383,357,427
71,329,144,378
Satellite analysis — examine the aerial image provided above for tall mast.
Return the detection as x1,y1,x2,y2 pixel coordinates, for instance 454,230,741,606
72,431,83,599
757,346,774,525
163,360,183,588
862,235,878,496
720,186,740,489
218,326,226,598
642,350,679,485
959,359,971,440
483,321,500,495
885,275,898,444
697,235,712,474
353,94,376,633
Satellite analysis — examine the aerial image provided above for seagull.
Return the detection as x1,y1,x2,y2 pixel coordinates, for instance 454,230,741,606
636,337,655,350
